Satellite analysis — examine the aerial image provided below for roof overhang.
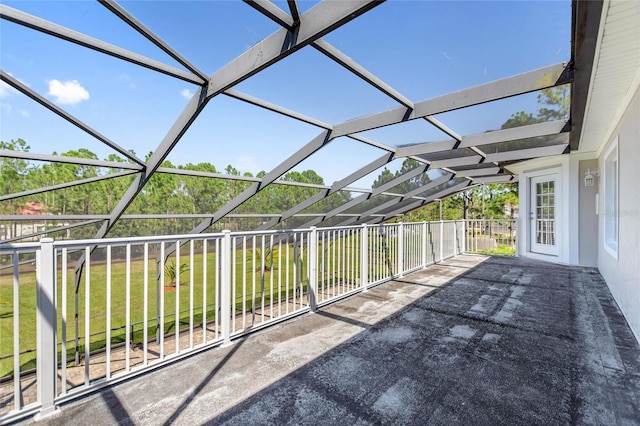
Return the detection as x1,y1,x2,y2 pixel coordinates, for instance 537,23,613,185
569,0,604,151
572,0,640,153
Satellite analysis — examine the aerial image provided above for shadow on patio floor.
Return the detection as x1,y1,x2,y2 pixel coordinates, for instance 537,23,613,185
39,255,640,425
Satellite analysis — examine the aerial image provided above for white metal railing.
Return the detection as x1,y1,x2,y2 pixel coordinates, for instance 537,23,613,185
0,220,484,422
465,219,517,256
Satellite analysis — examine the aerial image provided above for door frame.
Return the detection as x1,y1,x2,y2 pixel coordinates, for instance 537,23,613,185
521,166,564,262
530,174,559,256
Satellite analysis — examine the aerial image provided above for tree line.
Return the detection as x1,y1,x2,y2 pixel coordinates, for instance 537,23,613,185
1,87,568,240
0,141,354,238
0,141,517,240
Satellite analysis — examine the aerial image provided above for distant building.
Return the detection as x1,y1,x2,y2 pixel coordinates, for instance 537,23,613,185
0,202,69,241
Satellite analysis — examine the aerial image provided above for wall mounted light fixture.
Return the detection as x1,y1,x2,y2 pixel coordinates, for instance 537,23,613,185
584,168,599,187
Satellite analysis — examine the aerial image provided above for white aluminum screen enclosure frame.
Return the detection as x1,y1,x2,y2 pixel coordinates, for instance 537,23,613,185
1,0,578,261
0,0,604,422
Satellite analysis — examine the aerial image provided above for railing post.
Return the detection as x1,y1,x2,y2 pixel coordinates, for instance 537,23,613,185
514,218,520,257
421,221,427,267
361,224,368,292
462,220,467,253
36,238,57,418
155,259,161,343
397,223,404,277
470,220,475,253
221,230,232,347
309,227,318,312
453,220,458,256
439,220,444,262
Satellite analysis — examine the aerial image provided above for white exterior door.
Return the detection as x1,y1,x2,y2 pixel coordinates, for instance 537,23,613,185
530,175,558,256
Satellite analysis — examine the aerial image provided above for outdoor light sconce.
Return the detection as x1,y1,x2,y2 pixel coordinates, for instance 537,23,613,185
584,168,599,187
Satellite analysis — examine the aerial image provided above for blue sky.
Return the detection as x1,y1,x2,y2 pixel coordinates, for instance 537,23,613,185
0,0,571,187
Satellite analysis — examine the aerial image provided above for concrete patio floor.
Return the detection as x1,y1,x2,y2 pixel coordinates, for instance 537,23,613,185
33,254,640,425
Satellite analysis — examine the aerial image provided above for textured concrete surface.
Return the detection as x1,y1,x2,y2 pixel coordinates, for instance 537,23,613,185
31,255,640,425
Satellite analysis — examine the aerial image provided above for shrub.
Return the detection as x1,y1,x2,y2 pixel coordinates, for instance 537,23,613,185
164,260,189,286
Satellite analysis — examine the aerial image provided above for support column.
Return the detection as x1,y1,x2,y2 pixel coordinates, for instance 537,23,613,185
439,220,444,262
453,220,458,255
309,227,318,312
422,221,428,267
361,224,368,292
221,231,232,346
36,238,57,418
462,220,467,253
515,219,520,257
397,223,404,277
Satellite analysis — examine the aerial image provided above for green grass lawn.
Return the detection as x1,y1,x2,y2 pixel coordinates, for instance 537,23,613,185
0,235,382,378
0,244,313,378
474,244,517,256
466,233,517,256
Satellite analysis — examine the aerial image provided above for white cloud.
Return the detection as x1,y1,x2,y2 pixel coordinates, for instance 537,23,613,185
181,88,194,100
47,79,90,105
0,81,13,98
236,156,259,174
0,74,31,117
0,103,29,118
116,73,137,89
0,102,13,115
0,73,23,98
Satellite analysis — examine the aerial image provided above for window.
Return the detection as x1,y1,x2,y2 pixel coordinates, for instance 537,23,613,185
604,137,618,258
